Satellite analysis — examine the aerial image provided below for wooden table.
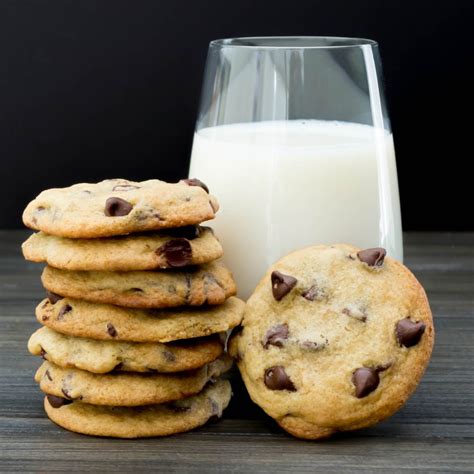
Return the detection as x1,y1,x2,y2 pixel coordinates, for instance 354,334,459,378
0,231,472,473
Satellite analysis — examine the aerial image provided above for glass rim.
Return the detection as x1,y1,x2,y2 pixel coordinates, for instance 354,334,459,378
209,36,378,50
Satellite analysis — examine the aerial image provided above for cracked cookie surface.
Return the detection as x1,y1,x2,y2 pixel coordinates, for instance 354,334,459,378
23,178,219,238
28,327,224,374
41,261,236,308
36,296,244,342
35,355,232,406
229,244,434,440
22,226,222,271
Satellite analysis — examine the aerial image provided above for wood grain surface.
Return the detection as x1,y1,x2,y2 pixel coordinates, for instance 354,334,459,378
0,231,473,473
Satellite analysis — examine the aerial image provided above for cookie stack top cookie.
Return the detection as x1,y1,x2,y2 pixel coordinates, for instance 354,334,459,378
23,178,219,238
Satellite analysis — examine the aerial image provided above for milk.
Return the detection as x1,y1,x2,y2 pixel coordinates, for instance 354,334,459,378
189,120,402,299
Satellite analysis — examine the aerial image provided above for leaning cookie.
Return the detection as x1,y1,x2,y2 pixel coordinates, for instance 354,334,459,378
35,355,232,406
23,178,218,238
229,244,434,440
22,226,222,271
44,379,231,438
41,261,236,308
37,296,244,342
28,327,224,374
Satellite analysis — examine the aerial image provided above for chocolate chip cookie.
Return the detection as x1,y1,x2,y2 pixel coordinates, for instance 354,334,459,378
36,296,244,342
23,178,219,238
229,244,434,440
44,379,231,438
22,226,222,271
29,327,224,374
41,261,236,308
35,355,232,406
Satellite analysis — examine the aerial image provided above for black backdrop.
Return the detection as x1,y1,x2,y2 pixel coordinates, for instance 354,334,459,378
0,0,471,230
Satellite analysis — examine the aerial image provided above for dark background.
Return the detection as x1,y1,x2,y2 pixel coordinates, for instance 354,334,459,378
0,0,471,230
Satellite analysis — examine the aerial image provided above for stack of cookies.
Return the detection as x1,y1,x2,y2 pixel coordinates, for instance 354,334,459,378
22,178,244,438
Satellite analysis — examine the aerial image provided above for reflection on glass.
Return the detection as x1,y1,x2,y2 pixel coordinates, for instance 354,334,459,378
190,37,402,299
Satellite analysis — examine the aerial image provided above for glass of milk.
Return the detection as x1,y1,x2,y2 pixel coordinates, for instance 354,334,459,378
189,37,402,299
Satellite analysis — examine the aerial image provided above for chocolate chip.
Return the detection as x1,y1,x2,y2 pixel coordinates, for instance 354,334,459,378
262,324,289,349
264,366,296,391
42,315,49,321
357,248,387,267
301,339,327,351
46,291,63,304
39,347,47,359
181,178,209,193
210,398,221,418
163,350,176,362
375,362,392,372
112,184,140,191
61,387,72,399
46,395,72,408
396,318,426,347
302,285,325,301
45,370,53,381
271,271,297,301
203,272,224,303
184,274,192,303
106,323,117,337
104,197,133,216
352,367,380,398
36,206,46,212
166,225,201,240
302,286,317,301
135,209,160,221
57,304,72,320
206,398,223,423
157,238,192,267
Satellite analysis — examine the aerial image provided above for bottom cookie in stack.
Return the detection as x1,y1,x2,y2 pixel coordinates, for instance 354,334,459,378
44,380,232,438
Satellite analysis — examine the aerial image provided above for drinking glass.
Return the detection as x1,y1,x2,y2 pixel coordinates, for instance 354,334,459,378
189,37,402,299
